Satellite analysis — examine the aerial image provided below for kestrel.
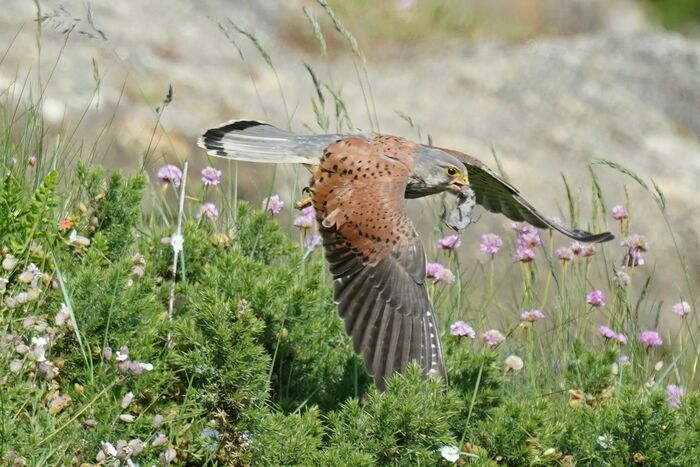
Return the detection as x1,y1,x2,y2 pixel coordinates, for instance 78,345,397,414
198,120,614,389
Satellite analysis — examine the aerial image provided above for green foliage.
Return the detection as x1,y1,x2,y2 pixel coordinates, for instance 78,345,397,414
77,164,145,259
0,170,58,251
646,0,700,30
565,340,617,394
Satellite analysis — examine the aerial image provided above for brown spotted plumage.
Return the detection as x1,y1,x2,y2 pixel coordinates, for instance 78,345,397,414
311,135,446,389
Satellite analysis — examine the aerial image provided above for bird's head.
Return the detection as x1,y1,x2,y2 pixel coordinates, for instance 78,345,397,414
412,148,470,194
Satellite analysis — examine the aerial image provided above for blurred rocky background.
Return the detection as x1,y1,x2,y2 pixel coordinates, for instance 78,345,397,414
1,0,699,308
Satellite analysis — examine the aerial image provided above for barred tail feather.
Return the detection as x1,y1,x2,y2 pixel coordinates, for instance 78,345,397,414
198,120,343,165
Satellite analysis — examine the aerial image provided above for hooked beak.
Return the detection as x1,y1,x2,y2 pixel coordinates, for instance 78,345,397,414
449,174,470,193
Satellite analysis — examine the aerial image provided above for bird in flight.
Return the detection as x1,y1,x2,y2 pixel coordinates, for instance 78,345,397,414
198,121,613,389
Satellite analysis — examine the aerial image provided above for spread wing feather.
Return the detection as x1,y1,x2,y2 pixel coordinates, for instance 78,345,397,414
313,136,446,390
437,148,614,243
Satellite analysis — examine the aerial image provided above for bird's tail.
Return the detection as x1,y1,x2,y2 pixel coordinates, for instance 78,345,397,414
198,120,346,165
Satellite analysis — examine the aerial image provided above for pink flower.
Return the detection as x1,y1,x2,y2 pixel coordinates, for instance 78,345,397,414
665,384,682,410
513,248,535,263
511,222,536,236
425,262,456,283
611,205,629,220
620,234,649,267
598,326,627,344
304,234,323,250
200,166,222,186
581,245,597,257
196,203,219,220
479,233,503,254
262,195,284,215
619,355,630,365
520,309,544,322
450,321,476,338
294,206,316,229
570,241,584,257
671,301,691,317
555,247,573,261
482,329,506,347
517,231,542,249
157,164,182,187
437,235,461,250
639,330,663,347
434,267,455,285
426,263,444,278
598,325,617,340
586,289,605,307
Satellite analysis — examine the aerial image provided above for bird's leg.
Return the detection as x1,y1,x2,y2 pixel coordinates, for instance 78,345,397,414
295,186,315,210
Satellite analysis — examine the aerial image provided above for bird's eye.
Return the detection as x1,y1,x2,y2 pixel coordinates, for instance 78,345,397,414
446,166,459,177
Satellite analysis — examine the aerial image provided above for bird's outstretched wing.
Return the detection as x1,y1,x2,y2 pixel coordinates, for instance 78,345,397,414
198,120,343,165
312,136,445,390
436,147,614,243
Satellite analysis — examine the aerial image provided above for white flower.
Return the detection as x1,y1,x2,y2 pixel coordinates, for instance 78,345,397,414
139,362,154,371
504,355,524,372
170,233,184,253
115,351,129,362
119,414,135,423
101,441,117,457
31,336,49,346
439,445,460,463
596,434,612,449
121,392,134,409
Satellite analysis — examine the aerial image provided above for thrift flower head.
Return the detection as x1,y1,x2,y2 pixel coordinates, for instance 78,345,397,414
621,234,648,267
640,330,663,347
304,233,323,250
200,166,222,186
598,326,627,344
482,329,506,347
616,271,631,286
434,267,456,284
450,321,475,338
157,164,182,187
479,233,503,254
520,309,544,322
517,231,542,249
570,241,584,257
196,203,219,221
611,205,629,220
511,222,536,236
586,289,605,307
424,261,456,284
619,354,630,364
555,246,573,261
294,205,316,229
513,247,535,263
666,384,682,410
262,194,284,215
671,301,691,317
437,234,461,250
504,355,524,372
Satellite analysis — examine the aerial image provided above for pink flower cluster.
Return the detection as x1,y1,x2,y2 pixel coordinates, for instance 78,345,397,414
437,235,462,250
426,262,456,284
586,289,605,307
294,206,316,229
620,234,648,267
520,309,544,322
597,326,627,344
479,233,503,255
555,241,596,262
639,330,663,348
450,321,476,338
511,223,540,263
262,194,285,215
